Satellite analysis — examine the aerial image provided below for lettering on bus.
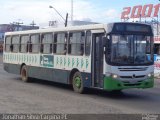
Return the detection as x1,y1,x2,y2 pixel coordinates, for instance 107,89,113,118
40,55,54,67
121,4,160,19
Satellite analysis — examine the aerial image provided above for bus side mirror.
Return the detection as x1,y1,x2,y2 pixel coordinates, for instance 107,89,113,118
106,38,111,54
103,37,110,46
103,37,110,54
102,37,107,47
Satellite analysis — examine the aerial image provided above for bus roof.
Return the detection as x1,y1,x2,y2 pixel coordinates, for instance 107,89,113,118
5,24,105,36
5,22,152,36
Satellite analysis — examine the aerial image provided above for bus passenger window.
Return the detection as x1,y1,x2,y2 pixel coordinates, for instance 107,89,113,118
85,31,91,56
68,33,72,54
28,41,32,52
53,34,57,53
41,33,53,54
55,33,67,55
5,36,11,52
30,34,40,53
12,36,19,53
69,32,84,56
20,35,29,53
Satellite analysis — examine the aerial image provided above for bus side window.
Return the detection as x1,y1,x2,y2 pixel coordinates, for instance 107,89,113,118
41,33,53,54
40,34,44,53
30,34,40,53
55,33,67,55
68,33,72,54
69,31,84,56
85,31,91,56
53,34,57,53
5,36,11,52
81,32,85,55
20,35,29,53
27,40,31,52
10,44,13,52
12,36,19,53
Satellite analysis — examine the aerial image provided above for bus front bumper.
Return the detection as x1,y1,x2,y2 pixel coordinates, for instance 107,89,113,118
103,76,154,91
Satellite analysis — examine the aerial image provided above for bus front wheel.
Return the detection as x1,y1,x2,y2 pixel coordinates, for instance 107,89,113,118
72,72,84,94
21,65,29,82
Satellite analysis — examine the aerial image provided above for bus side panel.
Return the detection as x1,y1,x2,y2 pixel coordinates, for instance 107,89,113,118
52,69,68,84
28,66,53,81
28,66,92,87
4,63,21,75
28,66,68,84
81,72,92,88
4,63,92,88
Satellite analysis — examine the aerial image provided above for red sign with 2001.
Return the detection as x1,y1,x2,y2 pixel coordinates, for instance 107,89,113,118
121,4,160,19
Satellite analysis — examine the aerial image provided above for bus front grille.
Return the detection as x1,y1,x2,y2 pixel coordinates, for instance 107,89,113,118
123,83,141,86
120,75,145,79
123,81,143,86
118,67,148,71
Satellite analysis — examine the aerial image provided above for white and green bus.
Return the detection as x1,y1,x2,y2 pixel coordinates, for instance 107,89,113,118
3,22,154,93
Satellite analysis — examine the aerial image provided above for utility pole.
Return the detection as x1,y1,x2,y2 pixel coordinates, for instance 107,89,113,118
49,5,68,27
65,13,68,27
49,5,66,22
10,21,23,31
16,21,23,31
30,20,36,28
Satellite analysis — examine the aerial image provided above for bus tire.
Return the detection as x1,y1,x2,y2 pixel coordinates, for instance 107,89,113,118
21,65,30,82
72,71,84,94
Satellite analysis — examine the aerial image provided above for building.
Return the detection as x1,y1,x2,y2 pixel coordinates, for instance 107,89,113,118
145,22,160,45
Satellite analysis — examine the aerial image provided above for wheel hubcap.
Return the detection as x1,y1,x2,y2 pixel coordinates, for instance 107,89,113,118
75,77,81,88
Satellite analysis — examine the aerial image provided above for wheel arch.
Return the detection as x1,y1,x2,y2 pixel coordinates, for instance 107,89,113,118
20,63,26,74
68,68,79,84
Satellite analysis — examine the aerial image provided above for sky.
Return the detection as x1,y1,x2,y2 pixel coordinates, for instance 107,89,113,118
0,0,159,27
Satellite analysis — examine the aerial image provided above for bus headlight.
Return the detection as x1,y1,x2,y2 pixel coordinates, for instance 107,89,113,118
112,74,118,79
147,73,154,78
147,73,151,77
105,73,119,79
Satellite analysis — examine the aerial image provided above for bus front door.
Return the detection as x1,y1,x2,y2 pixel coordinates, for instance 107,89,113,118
92,34,104,88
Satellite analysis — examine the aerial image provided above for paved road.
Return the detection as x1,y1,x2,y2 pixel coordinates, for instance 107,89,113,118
0,55,160,114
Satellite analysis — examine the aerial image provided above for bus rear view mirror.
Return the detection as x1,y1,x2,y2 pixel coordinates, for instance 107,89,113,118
103,37,110,54
102,37,107,47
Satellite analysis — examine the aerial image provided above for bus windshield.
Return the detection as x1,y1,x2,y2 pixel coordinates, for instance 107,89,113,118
110,35,153,65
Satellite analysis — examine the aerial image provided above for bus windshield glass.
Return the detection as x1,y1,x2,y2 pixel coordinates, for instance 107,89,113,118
110,35,153,65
